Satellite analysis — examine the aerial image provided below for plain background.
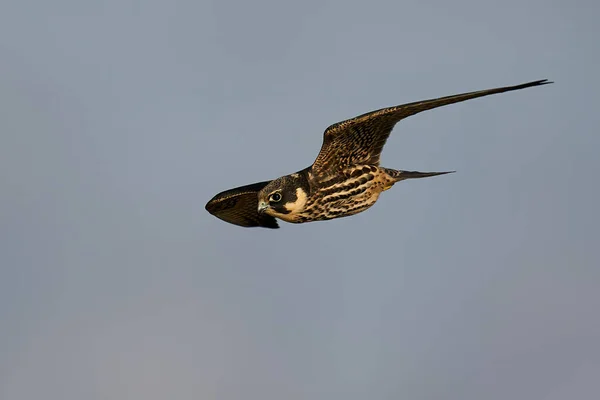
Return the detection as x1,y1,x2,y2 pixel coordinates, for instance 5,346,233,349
1,1,599,399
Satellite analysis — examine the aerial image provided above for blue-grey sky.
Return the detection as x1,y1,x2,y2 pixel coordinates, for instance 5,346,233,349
1,1,599,399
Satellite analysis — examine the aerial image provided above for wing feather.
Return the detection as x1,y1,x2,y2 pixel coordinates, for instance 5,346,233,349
311,79,552,174
205,181,279,229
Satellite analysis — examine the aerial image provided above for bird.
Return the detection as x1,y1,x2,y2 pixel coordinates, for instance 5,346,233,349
205,79,552,229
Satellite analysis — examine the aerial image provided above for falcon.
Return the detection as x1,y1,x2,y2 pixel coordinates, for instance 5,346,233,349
205,79,551,228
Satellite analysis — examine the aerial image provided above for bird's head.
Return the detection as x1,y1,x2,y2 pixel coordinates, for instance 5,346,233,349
257,173,308,222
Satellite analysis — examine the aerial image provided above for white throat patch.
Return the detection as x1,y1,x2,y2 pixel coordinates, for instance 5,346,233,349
265,187,309,223
284,187,308,214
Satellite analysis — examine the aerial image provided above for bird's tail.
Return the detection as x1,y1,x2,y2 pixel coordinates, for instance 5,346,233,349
384,168,455,182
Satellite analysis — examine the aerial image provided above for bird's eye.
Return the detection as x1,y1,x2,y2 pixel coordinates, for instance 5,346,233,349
269,192,282,203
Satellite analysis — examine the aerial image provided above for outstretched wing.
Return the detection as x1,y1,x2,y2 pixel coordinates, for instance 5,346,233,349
205,181,279,229
311,79,551,175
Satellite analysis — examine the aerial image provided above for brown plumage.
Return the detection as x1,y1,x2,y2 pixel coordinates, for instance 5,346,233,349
206,79,552,228
204,181,279,228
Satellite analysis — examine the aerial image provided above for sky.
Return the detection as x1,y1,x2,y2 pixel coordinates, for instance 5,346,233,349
1,1,599,399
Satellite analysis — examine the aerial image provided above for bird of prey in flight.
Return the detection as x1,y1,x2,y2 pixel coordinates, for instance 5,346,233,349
206,79,551,229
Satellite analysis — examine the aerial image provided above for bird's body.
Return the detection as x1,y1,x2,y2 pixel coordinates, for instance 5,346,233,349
262,165,384,224
265,166,451,224
206,79,552,229
299,165,392,223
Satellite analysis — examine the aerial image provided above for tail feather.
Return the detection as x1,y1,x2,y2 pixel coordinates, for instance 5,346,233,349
384,168,455,181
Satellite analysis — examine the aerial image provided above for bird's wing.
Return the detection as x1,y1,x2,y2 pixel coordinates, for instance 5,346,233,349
311,79,551,175
205,181,279,229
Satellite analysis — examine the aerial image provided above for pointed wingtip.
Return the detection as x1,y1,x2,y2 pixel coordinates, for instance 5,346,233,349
527,79,554,87
436,171,455,177
508,79,554,91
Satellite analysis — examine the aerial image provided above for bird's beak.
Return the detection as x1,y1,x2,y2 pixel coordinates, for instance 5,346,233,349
258,202,269,214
